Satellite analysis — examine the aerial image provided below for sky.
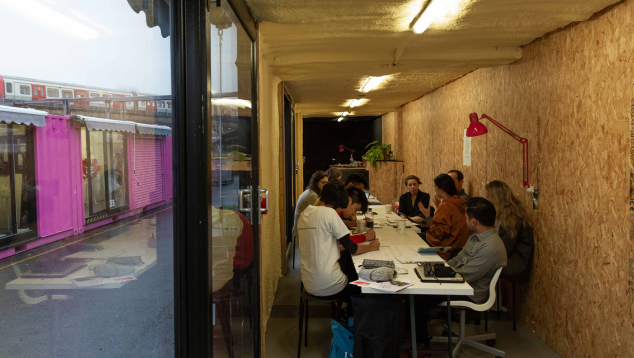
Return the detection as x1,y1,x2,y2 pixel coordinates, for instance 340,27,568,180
0,0,172,94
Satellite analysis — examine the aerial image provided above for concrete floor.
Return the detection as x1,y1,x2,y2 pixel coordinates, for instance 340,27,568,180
0,206,175,358
266,247,563,358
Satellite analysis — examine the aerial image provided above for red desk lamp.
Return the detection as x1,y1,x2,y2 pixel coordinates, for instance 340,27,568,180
339,144,355,163
467,113,532,189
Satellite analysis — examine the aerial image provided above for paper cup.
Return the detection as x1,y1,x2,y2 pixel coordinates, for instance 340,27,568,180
357,220,366,232
397,220,407,235
384,204,392,214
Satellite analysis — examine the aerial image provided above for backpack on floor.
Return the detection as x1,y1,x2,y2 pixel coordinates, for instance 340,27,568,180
329,318,354,358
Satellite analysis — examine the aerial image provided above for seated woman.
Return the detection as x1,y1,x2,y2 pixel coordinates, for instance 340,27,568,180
292,171,328,240
297,181,380,303
419,174,470,259
485,180,534,281
398,175,434,223
326,167,342,182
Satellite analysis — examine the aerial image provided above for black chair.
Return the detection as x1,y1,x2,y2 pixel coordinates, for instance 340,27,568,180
297,284,342,358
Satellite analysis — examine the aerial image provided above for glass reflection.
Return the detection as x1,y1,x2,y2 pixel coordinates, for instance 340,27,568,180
210,2,255,357
0,1,173,357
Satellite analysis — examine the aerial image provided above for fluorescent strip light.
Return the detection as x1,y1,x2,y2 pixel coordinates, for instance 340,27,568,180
360,76,388,93
211,98,252,108
342,112,349,116
413,0,447,34
337,117,344,122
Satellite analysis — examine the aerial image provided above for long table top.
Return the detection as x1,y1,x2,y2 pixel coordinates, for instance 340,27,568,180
353,207,473,296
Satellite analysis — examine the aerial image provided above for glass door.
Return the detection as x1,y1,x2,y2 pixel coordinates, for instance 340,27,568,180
209,2,258,357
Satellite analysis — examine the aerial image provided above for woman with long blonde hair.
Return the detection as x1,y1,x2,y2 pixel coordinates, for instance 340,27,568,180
485,180,534,279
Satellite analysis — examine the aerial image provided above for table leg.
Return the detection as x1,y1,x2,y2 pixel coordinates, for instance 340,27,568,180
447,295,452,358
410,295,417,357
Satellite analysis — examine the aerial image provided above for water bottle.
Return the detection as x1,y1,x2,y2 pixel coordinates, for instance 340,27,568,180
365,209,374,229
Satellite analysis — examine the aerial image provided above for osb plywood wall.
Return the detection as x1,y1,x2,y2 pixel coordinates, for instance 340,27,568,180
383,1,633,356
368,161,404,206
258,38,283,353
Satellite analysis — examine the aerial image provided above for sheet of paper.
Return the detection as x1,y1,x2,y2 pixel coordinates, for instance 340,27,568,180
350,278,413,293
391,245,444,263
463,129,472,166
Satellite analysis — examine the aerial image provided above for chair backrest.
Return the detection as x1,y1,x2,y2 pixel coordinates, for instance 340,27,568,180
479,266,504,311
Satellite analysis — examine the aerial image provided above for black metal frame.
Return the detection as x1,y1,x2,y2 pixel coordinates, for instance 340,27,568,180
172,0,261,356
82,127,130,223
0,123,38,250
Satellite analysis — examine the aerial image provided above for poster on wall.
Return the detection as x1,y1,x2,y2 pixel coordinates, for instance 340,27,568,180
463,129,472,166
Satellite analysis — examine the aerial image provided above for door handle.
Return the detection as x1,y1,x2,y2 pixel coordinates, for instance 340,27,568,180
259,189,269,213
238,189,252,212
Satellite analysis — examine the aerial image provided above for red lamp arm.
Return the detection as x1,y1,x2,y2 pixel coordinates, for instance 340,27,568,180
481,114,530,189
339,145,355,154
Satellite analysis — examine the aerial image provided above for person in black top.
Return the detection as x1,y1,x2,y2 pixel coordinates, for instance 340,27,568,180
344,173,368,190
398,175,434,224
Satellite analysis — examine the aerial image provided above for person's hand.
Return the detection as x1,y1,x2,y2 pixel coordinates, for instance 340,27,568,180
418,202,431,217
368,239,380,251
400,214,408,219
433,195,442,208
364,230,376,241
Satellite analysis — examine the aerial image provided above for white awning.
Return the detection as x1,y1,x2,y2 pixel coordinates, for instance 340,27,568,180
137,123,172,136
77,115,136,133
0,105,48,127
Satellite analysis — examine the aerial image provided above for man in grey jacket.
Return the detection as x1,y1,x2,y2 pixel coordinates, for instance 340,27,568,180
412,197,506,349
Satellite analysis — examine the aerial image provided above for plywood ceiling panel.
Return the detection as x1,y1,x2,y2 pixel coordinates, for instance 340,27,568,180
247,0,620,117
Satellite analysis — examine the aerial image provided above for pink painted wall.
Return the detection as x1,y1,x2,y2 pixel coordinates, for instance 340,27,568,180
163,135,173,200
34,115,79,237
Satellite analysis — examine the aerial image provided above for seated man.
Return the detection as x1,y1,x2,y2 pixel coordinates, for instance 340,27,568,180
448,169,471,201
297,181,380,304
398,175,434,223
411,197,507,352
344,173,369,190
339,186,372,229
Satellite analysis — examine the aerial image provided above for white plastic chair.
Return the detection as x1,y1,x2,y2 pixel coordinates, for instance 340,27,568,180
431,266,506,358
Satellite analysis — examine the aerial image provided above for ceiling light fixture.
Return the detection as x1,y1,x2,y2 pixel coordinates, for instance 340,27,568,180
413,0,448,34
349,99,363,108
360,76,389,93
337,116,344,122
342,111,349,116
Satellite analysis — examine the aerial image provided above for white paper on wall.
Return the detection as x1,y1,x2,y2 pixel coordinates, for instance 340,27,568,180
463,129,472,166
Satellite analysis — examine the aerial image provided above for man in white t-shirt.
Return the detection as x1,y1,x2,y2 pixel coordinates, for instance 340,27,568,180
298,181,380,301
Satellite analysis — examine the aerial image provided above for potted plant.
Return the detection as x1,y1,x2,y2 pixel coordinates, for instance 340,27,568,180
363,141,392,168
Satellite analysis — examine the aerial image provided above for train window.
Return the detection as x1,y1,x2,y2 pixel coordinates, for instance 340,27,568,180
101,93,112,97
140,101,146,106
19,85,30,95
167,101,172,108
62,90,73,98
5,83,12,93
90,92,100,97
47,88,59,98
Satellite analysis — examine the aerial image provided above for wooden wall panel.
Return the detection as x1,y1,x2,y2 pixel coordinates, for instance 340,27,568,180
384,1,634,356
368,161,404,206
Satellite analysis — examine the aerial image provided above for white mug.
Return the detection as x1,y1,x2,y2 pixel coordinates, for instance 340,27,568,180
384,204,392,214
397,220,407,235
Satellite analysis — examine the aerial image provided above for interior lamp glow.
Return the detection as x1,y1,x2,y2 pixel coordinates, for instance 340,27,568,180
342,111,349,116
467,113,532,189
360,76,388,93
337,116,344,122
349,99,362,108
413,0,447,34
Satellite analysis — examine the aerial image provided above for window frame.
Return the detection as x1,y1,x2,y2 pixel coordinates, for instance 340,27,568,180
0,123,38,250
82,126,130,223
19,85,30,96
47,88,60,98
6,83,12,94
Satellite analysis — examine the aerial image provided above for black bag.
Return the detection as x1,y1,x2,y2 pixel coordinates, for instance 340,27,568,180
352,295,404,358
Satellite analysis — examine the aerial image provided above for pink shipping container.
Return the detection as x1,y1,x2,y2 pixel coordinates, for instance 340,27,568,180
0,109,172,259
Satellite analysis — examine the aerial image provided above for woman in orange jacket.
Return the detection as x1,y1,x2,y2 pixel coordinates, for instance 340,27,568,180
419,174,470,259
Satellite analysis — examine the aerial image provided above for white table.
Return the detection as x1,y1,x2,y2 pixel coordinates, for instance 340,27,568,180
352,212,473,358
